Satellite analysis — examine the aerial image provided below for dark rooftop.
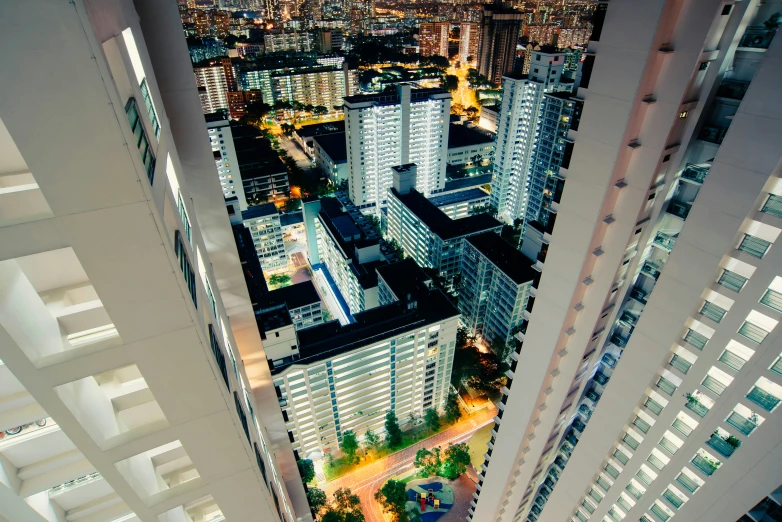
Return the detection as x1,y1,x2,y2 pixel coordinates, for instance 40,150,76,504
295,120,345,138
390,188,502,240
256,306,292,334
277,288,458,373
313,132,347,163
428,188,490,207
280,211,304,227
242,202,278,220
204,111,229,123
466,232,538,285
344,86,447,106
231,124,288,177
376,258,432,302
443,174,493,192
233,225,269,306
448,124,494,149
263,280,321,311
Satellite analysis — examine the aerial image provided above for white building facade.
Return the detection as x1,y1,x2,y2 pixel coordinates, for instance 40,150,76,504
206,115,246,209
471,2,782,522
0,1,308,522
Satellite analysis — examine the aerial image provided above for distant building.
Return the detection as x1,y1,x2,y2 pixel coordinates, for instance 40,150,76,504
459,232,536,346
477,2,525,85
429,188,491,220
477,104,499,133
313,132,348,185
556,26,591,49
385,165,502,290
315,197,388,314
264,32,314,53
258,281,324,331
343,85,451,211
527,24,557,45
459,22,481,64
206,114,246,209
232,125,290,204
292,120,346,156
271,259,458,457
446,123,495,167
242,203,287,271
419,22,450,57
194,60,230,113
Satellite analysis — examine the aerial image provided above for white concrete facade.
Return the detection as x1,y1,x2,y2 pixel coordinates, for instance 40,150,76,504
0,2,308,522
206,117,245,209
471,2,782,522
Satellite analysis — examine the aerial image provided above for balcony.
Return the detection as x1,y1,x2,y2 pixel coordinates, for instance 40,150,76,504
726,411,757,436
578,403,593,419
738,26,776,50
553,456,567,470
630,287,649,304
707,433,740,458
610,332,629,348
641,260,661,280
619,311,638,327
594,371,610,386
653,232,677,251
666,200,691,220
716,79,750,101
572,418,586,433
698,125,729,145
681,164,709,184
684,396,709,418
691,454,720,476
602,353,617,368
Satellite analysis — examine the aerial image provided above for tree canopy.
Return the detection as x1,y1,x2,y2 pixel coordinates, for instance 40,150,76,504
297,459,315,484
374,480,408,521
341,430,359,462
385,411,403,448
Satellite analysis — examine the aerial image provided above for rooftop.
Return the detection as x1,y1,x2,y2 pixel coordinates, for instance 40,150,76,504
466,232,538,285
277,288,458,373
280,210,304,227
231,124,288,177
313,132,347,163
262,280,321,311
443,174,493,192
242,202,278,221
344,85,448,106
295,120,345,138
390,188,502,240
376,258,432,302
256,306,292,334
447,124,495,149
428,188,490,207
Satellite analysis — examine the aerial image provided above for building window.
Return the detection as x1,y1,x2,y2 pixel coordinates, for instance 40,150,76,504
717,270,748,292
738,234,771,259
175,231,197,308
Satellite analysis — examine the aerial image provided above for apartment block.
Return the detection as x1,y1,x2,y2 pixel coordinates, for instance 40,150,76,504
272,259,458,458
263,32,314,53
313,132,349,185
430,188,491,220
459,232,537,346
447,123,495,167
0,2,307,521
343,85,451,210
206,113,246,209
459,22,481,64
193,58,236,114
470,2,782,522
490,49,577,226
242,203,287,271
478,1,525,85
232,125,290,204
385,165,502,290
257,281,324,332
420,22,451,58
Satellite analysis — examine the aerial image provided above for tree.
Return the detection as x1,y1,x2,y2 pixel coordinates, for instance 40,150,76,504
451,344,481,389
364,429,381,454
465,106,479,121
322,488,365,522
456,326,470,349
489,337,512,362
243,101,273,124
451,102,465,115
307,487,327,513
375,480,408,521
280,123,296,135
444,391,462,424
274,100,293,111
341,430,359,462
407,507,423,522
385,411,403,448
297,458,315,484
424,408,440,433
284,198,301,212
313,105,329,117
414,447,441,476
442,74,459,92
268,274,292,287
441,442,471,479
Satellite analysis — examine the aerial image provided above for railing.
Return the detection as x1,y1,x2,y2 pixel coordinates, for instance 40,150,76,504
651,503,671,521
738,320,769,344
647,453,665,471
656,376,677,396
659,436,679,455
663,488,684,509
717,79,751,100
654,231,676,250
681,164,709,184
718,269,748,293
685,399,709,418
761,289,782,314
626,483,643,500
610,333,628,348
645,397,664,415
667,200,691,220
698,125,729,145
633,416,651,433
594,372,610,386
605,463,620,479
602,353,617,368
684,329,708,350
614,448,630,465
676,472,700,494
636,468,653,487
747,386,780,412
623,433,640,450
702,375,728,396
672,418,693,437
707,434,738,458
670,354,692,374
630,287,649,304
718,350,746,372
641,261,661,280
619,311,638,326
739,26,776,49
586,389,601,402
726,411,757,436
691,454,719,476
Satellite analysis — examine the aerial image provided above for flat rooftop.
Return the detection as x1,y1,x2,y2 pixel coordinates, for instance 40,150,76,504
443,174,493,192
344,86,447,106
242,203,278,220
466,232,538,285
448,124,494,148
376,258,432,301
313,132,347,163
262,280,321,311
295,120,345,138
390,188,502,240
428,188,490,207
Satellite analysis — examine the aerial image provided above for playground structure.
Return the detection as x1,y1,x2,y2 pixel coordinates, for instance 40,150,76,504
406,478,455,522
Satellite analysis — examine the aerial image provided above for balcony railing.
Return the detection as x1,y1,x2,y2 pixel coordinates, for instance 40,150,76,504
663,488,684,509
641,260,661,280
586,389,601,403
726,411,757,436
667,200,691,220
594,371,610,386
602,353,617,368
698,125,729,145
685,398,709,418
717,79,751,101
659,436,679,455
654,232,677,251
672,418,693,437
707,433,739,458
691,454,720,476
675,472,700,494
739,26,776,49
630,287,649,304
681,164,709,184
619,311,638,326
611,333,628,348
747,386,781,412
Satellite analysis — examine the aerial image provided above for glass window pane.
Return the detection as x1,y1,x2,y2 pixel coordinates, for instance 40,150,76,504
747,386,780,412
738,321,769,344
718,350,746,372
700,302,727,323
683,329,708,350
761,194,782,218
676,473,699,494
718,270,748,292
656,377,677,396
670,354,692,374
702,375,728,396
739,234,771,259
760,289,782,313
645,397,664,416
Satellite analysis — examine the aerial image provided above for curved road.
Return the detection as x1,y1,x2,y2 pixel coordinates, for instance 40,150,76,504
322,407,498,521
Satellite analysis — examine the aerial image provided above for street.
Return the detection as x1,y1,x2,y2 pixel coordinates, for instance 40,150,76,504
322,406,498,521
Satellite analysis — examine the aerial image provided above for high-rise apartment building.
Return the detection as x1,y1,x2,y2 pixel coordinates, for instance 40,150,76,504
477,1,525,86
459,22,481,64
242,204,287,271
206,113,246,209
271,259,458,458
470,2,782,522
0,1,308,521
419,22,451,58
263,32,314,53
194,58,236,114
343,85,451,211
490,50,577,225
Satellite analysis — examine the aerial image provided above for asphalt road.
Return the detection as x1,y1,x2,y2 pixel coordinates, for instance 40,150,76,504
322,407,498,521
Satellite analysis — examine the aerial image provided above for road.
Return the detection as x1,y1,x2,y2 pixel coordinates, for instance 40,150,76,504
322,406,498,521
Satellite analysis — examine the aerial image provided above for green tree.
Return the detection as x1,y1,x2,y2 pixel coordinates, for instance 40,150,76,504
306,487,327,513
465,106,479,121
284,198,301,212
456,326,470,349
274,100,293,111
297,458,315,484
321,488,365,522
385,411,403,448
407,507,423,522
442,74,459,92
364,429,381,454
243,101,273,124
451,344,480,390
313,105,329,117
374,480,408,521
414,447,441,476
424,408,440,433
441,442,471,479
341,430,359,462
489,337,511,362
268,274,292,287
444,391,462,424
